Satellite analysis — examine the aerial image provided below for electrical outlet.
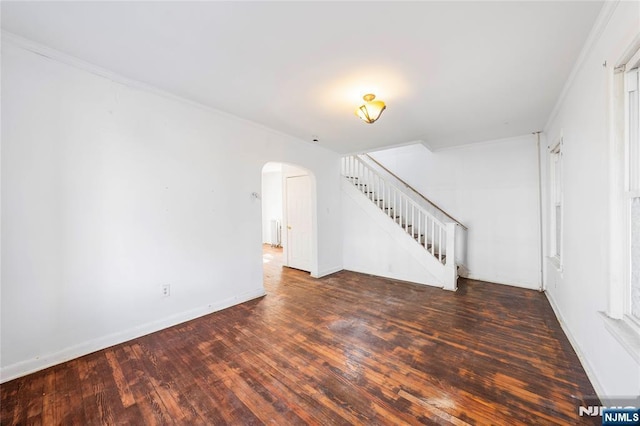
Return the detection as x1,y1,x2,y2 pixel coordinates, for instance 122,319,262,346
162,284,170,297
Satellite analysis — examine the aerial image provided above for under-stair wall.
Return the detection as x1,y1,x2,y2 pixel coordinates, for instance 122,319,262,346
342,179,444,287
355,154,469,273
341,155,461,290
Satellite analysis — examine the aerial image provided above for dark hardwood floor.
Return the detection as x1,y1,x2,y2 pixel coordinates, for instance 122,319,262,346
1,245,598,425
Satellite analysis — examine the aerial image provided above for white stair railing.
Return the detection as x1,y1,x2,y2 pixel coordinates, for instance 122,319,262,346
361,154,467,229
342,155,450,264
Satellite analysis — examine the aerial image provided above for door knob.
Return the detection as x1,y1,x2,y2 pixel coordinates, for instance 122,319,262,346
287,226,292,230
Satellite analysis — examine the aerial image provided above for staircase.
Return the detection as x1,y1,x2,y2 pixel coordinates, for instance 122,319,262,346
341,154,466,291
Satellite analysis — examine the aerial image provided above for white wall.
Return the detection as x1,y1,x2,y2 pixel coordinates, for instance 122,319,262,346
261,167,283,244
369,136,541,289
542,1,640,396
1,40,343,380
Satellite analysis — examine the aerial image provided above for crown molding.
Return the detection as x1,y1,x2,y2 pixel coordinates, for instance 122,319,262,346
1,31,336,154
544,1,620,131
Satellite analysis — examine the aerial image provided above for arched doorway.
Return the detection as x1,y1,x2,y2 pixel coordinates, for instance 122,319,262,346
261,162,317,275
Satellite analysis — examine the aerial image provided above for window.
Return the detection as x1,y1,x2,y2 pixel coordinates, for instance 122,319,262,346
625,56,640,321
603,45,640,364
549,139,563,267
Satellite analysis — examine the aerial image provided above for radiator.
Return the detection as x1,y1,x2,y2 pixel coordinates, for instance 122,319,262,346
270,219,282,247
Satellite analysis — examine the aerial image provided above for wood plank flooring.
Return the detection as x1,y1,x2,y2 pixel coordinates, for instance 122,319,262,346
1,245,598,425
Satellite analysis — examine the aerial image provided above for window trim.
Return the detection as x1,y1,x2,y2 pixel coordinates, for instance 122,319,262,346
548,138,564,271
625,63,640,325
604,43,640,365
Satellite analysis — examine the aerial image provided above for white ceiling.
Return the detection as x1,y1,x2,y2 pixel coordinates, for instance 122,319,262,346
1,1,603,153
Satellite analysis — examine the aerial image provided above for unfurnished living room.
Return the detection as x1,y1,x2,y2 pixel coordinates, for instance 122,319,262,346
1,1,640,425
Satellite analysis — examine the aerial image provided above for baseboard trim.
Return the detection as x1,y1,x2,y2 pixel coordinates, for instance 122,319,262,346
343,268,441,288
464,272,540,290
313,265,343,278
0,288,266,383
544,290,606,398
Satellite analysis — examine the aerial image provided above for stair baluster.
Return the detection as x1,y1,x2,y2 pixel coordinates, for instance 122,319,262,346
341,155,453,266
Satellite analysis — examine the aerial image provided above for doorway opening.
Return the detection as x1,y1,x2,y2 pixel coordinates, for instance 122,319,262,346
261,162,316,275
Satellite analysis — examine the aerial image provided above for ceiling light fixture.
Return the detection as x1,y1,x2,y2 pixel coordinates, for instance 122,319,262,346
355,94,386,124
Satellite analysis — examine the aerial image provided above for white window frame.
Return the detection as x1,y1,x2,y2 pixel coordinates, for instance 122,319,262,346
549,138,563,271
624,55,640,325
603,45,640,365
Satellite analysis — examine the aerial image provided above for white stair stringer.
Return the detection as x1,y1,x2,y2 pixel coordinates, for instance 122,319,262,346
342,177,451,288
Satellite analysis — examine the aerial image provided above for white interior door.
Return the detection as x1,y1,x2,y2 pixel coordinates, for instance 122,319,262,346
286,175,312,272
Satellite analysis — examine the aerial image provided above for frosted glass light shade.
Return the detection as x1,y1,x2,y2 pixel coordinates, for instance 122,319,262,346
355,94,386,124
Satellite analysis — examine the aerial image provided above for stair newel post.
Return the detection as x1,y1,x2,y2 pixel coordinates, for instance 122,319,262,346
444,222,458,291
